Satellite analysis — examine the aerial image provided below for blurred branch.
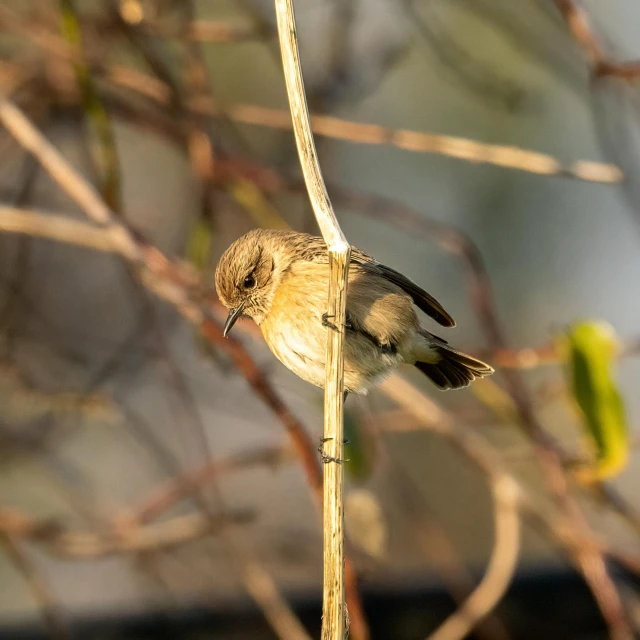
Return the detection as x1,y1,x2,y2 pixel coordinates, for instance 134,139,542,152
361,409,512,640
0,92,365,640
0,95,139,251
488,337,640,369
104,63,623,183
553,0,640,81
234,544,314,640
1,533,69,640
56,511,250,557
80,15,260,43
0,508,252,558
0,205,122,252
379,375,634,638
0,2,627,182
126,445,294,525
427,477,521,640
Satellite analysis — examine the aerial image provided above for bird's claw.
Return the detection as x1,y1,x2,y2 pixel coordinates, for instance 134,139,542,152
321,313,354,332
321,313,339,331
318,437,350,464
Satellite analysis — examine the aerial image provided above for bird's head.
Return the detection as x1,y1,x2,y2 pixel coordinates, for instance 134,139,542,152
215,229,287,334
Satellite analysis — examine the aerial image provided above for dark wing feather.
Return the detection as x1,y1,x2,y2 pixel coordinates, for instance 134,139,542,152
350,248,455,327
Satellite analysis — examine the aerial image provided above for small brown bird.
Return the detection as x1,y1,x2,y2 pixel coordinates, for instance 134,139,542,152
215,229,493,394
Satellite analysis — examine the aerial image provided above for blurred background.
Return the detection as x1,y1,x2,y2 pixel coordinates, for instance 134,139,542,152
0,0,639,638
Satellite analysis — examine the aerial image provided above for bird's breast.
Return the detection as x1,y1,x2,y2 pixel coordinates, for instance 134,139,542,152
260,271,329,388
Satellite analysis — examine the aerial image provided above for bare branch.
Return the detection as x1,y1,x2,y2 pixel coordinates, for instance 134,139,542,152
106,63,623,184
0,509,251,558
0,205,120,252
554,0,640,81
0,94,138,256
1,533,69,640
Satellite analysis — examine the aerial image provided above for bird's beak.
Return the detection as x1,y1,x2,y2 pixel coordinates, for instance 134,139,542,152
223,301,246,337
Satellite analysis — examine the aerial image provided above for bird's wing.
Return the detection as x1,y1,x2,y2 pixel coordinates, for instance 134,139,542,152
349,248,455,327
343,268,416,350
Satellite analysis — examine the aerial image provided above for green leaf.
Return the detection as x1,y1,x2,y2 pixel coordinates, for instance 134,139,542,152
563,321,629,481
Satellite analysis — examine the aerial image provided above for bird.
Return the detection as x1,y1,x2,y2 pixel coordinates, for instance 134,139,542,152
215,229,493,395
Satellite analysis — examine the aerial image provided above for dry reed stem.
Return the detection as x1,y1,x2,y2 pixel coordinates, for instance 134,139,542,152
274,1,352,638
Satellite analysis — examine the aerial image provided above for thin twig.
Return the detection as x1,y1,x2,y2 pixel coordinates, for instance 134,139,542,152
103,63,622,184
1,533,69,639
0,94,138,251
426,477,521,640
274,1,353,638
553,0,640,81
0,509,251,558
361,408,512,640
126,445,294,525
0,205,120,252
379,375,633,639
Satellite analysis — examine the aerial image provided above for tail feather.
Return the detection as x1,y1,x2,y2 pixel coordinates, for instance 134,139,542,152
415,338,494,391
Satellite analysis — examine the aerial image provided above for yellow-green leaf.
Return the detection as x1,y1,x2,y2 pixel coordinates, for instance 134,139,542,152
187,219,213,272
562,321,629,481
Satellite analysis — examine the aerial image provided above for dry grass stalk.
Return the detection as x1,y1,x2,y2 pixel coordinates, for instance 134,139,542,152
274,0,352,638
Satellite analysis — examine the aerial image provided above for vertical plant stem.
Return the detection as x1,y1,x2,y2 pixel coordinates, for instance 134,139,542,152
274,1,353,637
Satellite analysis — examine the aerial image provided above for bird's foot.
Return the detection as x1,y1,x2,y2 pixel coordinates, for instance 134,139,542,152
321,313,339,331
318,437,351,464
321,313,354,332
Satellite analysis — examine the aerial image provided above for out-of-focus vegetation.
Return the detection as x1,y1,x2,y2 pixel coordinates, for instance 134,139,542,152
0,1,639,639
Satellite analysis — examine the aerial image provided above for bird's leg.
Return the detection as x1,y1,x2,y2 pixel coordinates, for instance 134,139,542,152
318,437,351,464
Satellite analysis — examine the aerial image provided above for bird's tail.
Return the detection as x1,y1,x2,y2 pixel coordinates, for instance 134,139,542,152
414,330,494,391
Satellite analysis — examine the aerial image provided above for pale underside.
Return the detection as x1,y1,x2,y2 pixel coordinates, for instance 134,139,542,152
258,260,438,393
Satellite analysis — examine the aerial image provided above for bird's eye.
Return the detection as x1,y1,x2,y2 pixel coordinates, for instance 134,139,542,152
243,274,256,290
